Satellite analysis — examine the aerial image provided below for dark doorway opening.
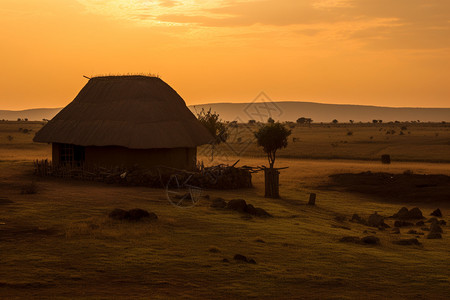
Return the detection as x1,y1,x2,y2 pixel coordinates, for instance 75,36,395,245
60,144,85,166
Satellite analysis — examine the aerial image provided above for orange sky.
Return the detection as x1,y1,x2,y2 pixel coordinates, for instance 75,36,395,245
1,0,449,110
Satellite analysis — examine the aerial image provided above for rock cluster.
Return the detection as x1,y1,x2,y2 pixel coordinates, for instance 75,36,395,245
210,198,272,217
109,208,157,221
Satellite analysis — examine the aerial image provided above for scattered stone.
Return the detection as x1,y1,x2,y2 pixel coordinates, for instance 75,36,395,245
109,208,129,220
391,228,400,234
408,207,424,220
233,254,248,262
368,212,389,228
250,206,272,217
394,220,414,227
233,254,256,264
339,236,362,244
227,199,248,213
439,220,447,226
393,238,422,246
332,224,351,230
427,233,442,239
407,229,418,234
210,197,227,209
308,193,316,205
128,208,151,221
430,209,442,218
334,215,346,222
108,208,156,221
392,207,424,220
416,221,425,226
361,236,380,245
381,154,391,164
427,217,438,224
350,214,367,225
430,223,443,234
208,246,221,253
392,207,409,219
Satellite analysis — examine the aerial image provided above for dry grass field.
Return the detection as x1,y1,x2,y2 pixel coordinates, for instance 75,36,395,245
1,121,450,299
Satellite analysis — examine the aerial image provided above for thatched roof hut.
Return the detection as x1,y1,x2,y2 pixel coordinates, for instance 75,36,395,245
34,75,212,170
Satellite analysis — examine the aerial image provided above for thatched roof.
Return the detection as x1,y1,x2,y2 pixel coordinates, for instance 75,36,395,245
34,76,213,149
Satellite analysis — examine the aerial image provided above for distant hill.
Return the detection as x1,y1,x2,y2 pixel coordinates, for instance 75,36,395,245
1,101,449,122
0,108,62,121
188,101,450,123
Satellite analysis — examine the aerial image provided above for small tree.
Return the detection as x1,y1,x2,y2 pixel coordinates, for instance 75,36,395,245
196,108,228,160
255,122,291,198
267,117,275,124
332,119,338,124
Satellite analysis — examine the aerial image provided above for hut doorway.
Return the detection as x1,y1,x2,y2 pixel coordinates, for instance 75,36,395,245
60,144,85,166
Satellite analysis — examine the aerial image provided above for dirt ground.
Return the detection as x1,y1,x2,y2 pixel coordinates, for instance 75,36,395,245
0,122,449,299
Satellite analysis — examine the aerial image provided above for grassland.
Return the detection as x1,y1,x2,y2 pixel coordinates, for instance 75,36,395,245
1,121,449,299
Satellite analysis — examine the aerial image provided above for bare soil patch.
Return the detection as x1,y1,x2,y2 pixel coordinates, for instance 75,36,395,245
326,172,450,204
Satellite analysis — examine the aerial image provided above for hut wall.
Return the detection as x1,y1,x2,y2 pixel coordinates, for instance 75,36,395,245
52,143,61,165
83,146,197,170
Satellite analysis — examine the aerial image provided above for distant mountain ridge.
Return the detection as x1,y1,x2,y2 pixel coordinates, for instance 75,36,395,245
1,101,449,122
189,101,450,123
0,108,62,121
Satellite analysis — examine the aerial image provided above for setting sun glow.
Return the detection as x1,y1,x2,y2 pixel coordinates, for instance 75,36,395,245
1,0,449,109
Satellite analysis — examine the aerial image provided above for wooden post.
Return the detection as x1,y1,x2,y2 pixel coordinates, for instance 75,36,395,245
264,168,280,198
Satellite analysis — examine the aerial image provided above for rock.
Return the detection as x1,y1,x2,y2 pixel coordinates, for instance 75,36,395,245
439,220,447,226
128,208,151,221
421,227,430,231
393,238,422,246
430,223,443,234
210,197,227,208
361,236,380,245
393,207,409,219
392,207,424,220
227,199,247,212
368,212,389,228
109,208,129,220
109,208,156,221
427,233,442,239
233,254,248,262
252,206,272,217
408,207,424,219
394,220,414,227
391,228,400,234
351,214,367,225
222,258,230,263
430,208,442,217
308,193,316,205
208,247,220,253
248,258,257,264
427,217,438,224
416,221,425,226
381,154,391,164
334,215,346,222
339,236,362,244
407,230,418,234
255,238,265,243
